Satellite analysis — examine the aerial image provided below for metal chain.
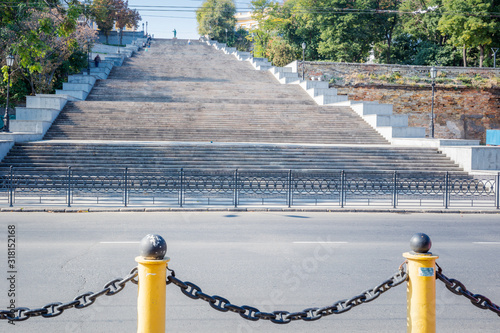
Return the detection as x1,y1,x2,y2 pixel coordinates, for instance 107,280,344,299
166,263,408,324
0,267,138,322
436,263,500,317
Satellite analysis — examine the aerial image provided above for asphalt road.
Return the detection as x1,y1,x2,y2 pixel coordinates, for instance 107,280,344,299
0,212,499,332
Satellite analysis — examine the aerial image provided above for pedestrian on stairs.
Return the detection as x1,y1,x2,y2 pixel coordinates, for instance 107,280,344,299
94,54,101,67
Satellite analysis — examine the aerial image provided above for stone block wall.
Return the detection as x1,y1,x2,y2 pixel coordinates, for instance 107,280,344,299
302,61,500,85
336,85,500,143
98,31,144,45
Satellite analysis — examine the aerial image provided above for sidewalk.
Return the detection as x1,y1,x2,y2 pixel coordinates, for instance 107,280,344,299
1,202,498,214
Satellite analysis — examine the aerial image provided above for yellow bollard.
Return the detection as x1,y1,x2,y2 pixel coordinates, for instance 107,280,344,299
403,233,439,333
136,234,169,333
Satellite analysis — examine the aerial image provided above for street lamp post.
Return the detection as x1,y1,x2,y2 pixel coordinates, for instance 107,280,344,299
301,42,306,80
117,28,122,45
492,48,499,68
87,37,91,75
3,54,14,132
225,28,228,44
146,21,148,36
430,66,437,138
142,23,145,37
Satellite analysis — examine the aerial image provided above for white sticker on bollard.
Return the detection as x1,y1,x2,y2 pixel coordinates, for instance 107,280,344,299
419,267,434,277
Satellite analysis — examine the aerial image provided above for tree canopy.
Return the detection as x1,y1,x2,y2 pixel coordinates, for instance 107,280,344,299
0,0,141,102
438,0,499,67
196,0,237,42
1,0,97,99
115,0,141,45
240,0,500,67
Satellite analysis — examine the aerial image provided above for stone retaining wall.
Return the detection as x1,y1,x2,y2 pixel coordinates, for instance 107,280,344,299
296,62,500,144
98,31,144,46
335,85,500,143
303,61,500,85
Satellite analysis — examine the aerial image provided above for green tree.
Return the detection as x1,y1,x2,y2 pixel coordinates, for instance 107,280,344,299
91,0,116,44
1,1,95,98
256,0,317,61
438,0,499,67
286,0,325,61
266,36,295,66
115,0,141,45
380,0,464,65
399,0,444,45
232,27,252,51
14,8,95,94
196,0,236,42
248,0,280,57
314,1,374,62
371,0,402,64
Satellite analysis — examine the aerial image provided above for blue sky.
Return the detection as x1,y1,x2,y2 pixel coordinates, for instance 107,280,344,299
128,1,257,40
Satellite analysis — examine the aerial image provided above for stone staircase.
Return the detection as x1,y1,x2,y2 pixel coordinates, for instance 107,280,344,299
42,102,386,143
210,41,428,142
1,142,463,172
0,39,465,173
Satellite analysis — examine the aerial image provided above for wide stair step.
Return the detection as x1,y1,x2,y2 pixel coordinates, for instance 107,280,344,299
1,142,464,173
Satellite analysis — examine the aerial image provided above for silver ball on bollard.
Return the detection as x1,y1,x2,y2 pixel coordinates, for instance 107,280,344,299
140,234,167,260
410,233,432,254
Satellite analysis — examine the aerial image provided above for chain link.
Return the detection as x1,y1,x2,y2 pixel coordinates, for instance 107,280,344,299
436,264,500,317
166,263,408,324
0,267,138,322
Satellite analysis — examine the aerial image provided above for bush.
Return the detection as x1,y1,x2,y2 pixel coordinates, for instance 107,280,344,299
266,37,295,67
457,75,472,85
230,28,252,52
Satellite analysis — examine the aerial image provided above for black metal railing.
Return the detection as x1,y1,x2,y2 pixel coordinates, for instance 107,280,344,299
1,167,499,209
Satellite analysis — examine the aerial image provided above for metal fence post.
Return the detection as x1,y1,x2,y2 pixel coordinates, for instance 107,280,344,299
124,167,128,207
393,171,398,209
67,166,72,208
340,170,345,208
403,233,439,333
234,169,238,208
9,166,13,207
179,168,183,207
136,234,169,333
496,172,500,210
288,169,292,208
444,172,449,209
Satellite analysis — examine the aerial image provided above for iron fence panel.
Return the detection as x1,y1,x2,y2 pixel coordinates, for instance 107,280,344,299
397,172,453,194
127,170,179,195
396,172,446,202
291,172,341,196
0,167,497,209
182,170,234,197
447,173,497,205
0,172,8,192
8,169,68,196
289,172,341,206
344,172,393,196
238,171,288,196
71,173,124,195
342,172,394,206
